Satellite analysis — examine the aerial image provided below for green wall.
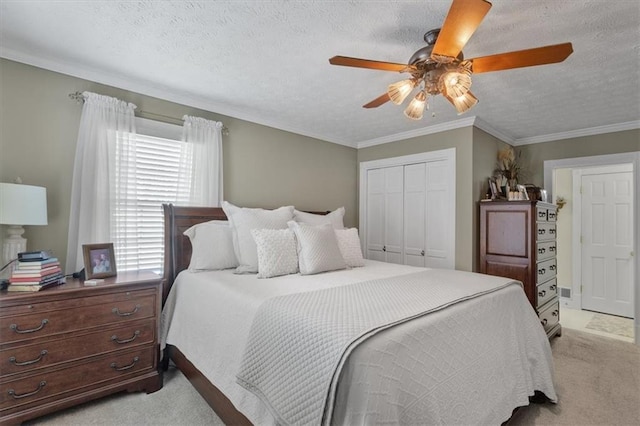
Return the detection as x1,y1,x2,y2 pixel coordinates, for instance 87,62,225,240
0,59,357,271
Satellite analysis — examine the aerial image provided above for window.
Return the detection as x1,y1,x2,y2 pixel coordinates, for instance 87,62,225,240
113,119,190,273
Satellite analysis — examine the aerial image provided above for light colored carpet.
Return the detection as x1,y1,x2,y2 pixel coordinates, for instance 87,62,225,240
26,329,640,426
585,313,634,339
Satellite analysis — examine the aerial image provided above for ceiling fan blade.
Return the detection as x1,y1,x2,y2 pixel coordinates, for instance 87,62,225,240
432,0,492,63
363,93,391,109
470,42,573,73
329,56,415,72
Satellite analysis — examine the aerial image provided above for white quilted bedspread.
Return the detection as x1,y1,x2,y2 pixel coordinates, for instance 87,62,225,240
236,269,540,425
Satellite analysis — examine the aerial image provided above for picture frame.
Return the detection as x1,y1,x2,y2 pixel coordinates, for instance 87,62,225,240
82,243,117,279
517,184,529,200
488,178,499,199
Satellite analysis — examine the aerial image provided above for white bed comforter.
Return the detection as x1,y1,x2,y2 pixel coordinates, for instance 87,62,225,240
161,261,556,425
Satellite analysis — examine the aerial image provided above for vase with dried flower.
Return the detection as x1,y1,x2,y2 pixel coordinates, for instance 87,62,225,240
495,146,522,191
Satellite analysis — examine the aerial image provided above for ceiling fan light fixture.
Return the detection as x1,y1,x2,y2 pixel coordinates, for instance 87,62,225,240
448,90,478,115
404,91,428,120
441,70,472,98
387,79,417,105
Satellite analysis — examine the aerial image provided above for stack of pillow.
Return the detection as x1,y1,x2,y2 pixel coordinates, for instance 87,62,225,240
183,201,365,279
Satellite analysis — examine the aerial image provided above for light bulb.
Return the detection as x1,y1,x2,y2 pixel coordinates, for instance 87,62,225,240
440,71,472,98
404,91,428,120
387,79,416,105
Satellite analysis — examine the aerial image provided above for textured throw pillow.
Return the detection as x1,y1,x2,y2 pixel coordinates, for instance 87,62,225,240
335,228,365,267
251,229,299,279
293,207,345,229
183,220,238,271
288,221,346,275
222,201,295,274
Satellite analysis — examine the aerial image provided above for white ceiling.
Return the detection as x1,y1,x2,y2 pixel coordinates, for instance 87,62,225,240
1,0,639,148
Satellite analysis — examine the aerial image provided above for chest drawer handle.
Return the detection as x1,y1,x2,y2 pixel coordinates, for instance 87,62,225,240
111,330,140,344
552,310,559,317
538,268,546,275
110,356,139,371
538,229,546,235
549,246,556,252
550,284,557,291
10,319,48,334
550,264,557,271
538,247,546,254
8,381,46,399
540,319,548,326
9,350,48,366
538,290,546,297
112,305,141,317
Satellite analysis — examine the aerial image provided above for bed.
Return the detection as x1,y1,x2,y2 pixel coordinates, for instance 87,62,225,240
160,204,556,425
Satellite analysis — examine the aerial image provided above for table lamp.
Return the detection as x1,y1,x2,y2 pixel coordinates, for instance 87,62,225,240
0,182,48,266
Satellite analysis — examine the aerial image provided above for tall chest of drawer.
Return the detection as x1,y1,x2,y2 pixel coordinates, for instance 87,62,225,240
480,200,561,339
0,271,163,425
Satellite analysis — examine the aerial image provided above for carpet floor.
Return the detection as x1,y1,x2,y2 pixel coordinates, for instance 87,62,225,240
25,328,640,425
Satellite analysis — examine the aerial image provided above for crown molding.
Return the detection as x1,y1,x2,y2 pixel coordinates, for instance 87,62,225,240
1,49,357,148
472,117,514,144
512,120,640,146
356,116,477,149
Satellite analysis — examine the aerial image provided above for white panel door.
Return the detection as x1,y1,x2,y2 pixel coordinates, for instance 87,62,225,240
366,168,386,261
581,170,634,318
425,160,451,268
404,163,426,266
384,166,404,264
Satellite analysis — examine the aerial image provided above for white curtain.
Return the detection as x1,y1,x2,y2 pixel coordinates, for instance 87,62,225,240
178,115,224,206
65,92,137,273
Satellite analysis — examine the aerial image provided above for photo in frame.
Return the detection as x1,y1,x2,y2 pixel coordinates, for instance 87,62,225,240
82,243,117,279
517,184,529,200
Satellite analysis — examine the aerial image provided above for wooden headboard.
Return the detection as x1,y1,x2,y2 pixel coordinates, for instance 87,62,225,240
161,204,329,304
162,204,228,304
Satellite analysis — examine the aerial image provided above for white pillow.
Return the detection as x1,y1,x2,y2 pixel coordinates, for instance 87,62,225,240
222,201,295,274
251,229,299,279
183,220,238,271
293,207,345,229
335,228,365,268
288,221,346,275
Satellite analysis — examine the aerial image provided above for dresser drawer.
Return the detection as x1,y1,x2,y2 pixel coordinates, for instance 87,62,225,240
538,300,559,333
535,206,548,222
536,258,557,283
1,320,155,377
536,278,557,308
536,240,557,262
546,209,557,222
0,347,155,412
536,222,556,242
1,294,156,345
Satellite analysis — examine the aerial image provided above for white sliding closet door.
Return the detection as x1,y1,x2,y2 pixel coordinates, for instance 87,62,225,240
360,148,456,270
404,163,426,266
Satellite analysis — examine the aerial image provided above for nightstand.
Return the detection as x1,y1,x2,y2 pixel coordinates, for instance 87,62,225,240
0,271,163,425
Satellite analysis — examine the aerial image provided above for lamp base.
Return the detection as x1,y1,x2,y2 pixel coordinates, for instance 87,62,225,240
3,225,27,266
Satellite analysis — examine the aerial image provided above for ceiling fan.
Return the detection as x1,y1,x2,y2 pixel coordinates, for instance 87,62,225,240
329,0,573,120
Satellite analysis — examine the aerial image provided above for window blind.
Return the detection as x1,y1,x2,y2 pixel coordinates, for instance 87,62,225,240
114,133,192,273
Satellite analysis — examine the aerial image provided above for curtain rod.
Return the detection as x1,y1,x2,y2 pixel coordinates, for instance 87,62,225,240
68,91,229,135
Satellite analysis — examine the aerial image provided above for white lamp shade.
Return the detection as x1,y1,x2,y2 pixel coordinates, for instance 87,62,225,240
0,183,48,226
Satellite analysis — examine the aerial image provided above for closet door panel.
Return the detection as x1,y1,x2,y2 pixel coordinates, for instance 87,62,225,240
404,163,426,267
425,161,450,268
366,169,385,260
384,166,404,263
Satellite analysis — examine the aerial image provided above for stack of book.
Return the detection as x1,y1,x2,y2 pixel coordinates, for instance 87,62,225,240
8,257,65,292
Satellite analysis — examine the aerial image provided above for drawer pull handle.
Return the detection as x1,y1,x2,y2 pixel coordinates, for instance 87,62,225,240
552,310,559,317
111,356,139,371
541,319,548,326
112,305,141,317
549,229,556,235
10,319,48,334
549,246,556,252
8,381,46,399
111,330,140,344
550,284,557,291
9,350,48,366
538,211,546,218
420,249,425,256
539,290,546,297
538,268,546,275
538,248,546,254
550,265,557,271
538,229,546,235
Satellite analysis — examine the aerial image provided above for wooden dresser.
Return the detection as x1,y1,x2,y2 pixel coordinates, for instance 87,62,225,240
0,271,163,425
479,200,561,339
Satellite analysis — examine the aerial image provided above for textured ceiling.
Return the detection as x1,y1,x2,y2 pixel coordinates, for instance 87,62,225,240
1,0,639,148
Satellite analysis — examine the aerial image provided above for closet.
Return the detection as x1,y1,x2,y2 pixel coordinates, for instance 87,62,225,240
359,149,455,269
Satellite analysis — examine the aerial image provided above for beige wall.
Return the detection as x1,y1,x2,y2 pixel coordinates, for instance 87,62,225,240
516,129,640,186
0,59,357,271
357,127,476,271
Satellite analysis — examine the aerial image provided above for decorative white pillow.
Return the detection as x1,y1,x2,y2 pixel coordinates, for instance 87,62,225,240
183,220,238,271
288,221,346,275
251,229,299,279
222,201,295,274
293,207,345,229
335,228,365,267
